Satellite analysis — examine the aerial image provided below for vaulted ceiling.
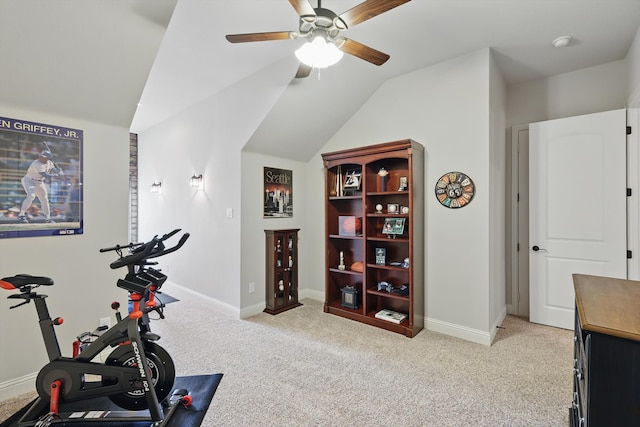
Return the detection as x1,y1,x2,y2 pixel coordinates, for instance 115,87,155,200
2,1,640,161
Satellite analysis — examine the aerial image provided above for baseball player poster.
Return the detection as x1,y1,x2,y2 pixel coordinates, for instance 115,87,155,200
0,116,83,239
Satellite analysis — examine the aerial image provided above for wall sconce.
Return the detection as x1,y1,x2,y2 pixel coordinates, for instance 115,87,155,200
190,174,203,189
150,182,162,194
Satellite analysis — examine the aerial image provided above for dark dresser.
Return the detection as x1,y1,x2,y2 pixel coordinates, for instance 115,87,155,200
571,274,640,426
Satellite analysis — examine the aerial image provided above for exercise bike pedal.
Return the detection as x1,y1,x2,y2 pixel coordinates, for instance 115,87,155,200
155,388,193,426
34,412,57,427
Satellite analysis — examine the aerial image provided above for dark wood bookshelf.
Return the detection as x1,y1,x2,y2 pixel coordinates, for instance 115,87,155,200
322,140,424,337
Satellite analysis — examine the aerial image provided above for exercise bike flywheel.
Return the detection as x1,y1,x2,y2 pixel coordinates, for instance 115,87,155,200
103,341,175,410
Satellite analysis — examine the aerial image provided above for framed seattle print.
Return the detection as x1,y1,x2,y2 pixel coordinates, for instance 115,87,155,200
0,116,83,239
264,167,293,218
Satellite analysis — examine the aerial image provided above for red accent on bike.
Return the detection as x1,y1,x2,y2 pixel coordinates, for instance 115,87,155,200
111,301,120,310
0,280,16,290
130,310,143,319
72,340,81,358
50,379,62,414
181,395,193,407
52,317,64,325
146,285,157,307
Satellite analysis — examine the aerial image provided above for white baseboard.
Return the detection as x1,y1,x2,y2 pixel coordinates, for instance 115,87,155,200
0,372,36,402
427,317,492,346
300,288,324,302
162,281,240,318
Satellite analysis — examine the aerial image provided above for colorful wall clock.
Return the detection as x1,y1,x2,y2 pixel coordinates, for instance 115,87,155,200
435,172,475,208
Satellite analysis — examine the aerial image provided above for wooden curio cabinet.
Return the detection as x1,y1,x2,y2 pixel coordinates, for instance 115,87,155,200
322,140,424,337
264,229,302,315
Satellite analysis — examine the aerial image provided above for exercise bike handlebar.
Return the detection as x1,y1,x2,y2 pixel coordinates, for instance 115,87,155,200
106,229,188,270
147,233,190,260
109,236,159,270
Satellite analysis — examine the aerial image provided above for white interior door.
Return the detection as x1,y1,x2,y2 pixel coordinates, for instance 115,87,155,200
529,109,627,329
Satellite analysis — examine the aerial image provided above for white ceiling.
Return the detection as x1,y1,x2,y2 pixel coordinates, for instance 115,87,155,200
2,1,640,161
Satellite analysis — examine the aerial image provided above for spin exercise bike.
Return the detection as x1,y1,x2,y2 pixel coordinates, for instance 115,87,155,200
1,229,191,426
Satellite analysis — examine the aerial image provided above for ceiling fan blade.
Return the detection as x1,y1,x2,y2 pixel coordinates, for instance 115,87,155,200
338,38,390,66
339,0,411,28
288,0,316,18
226,32,293,43
295,63,312,78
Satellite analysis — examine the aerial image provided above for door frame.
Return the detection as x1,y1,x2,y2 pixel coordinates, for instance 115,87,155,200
508,124,529,318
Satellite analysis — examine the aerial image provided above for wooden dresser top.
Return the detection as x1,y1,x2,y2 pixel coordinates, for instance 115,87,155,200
573,274,640,341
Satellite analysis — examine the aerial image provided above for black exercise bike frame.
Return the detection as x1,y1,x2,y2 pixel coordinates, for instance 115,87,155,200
1,229,189,426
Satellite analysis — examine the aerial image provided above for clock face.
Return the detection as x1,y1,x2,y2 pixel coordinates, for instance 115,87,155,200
435,172,475,208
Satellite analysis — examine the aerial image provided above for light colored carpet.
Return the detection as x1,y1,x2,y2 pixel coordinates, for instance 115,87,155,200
0,285,573,426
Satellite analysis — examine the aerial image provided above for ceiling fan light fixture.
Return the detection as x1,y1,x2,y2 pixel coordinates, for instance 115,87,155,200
295,36,343,68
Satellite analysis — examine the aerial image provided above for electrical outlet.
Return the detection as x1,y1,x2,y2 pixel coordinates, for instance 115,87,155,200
99,317,111,329
249,282,255,293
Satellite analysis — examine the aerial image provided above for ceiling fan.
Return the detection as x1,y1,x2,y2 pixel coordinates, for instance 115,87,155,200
225,0,411,78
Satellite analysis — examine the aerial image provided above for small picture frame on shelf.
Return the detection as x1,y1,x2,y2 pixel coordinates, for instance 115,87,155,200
341,285,361,309
375,248,386,265
398,176,408,191
387,203,399,214
382,218,405,236
343,169,361,195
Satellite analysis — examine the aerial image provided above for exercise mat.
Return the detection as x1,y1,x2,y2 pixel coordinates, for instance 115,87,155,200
1,374,222,427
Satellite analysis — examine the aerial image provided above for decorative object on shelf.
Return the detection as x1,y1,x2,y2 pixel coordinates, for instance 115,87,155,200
377,281,394,292
382,218,405,237
343,169,361,195
278,280,284,291
400,205,409,214
350,261,364,272
398,176,408,191
150,182,162,194
341,285,361,309
338,251,346,270
391,284,410,296
375,203,383,213
264,167,293,218
378,167,389,191
375,248,386,265
338,216,362,236
375,309,407,324
387,203,399,214
435,171,475,209
401,257,410,269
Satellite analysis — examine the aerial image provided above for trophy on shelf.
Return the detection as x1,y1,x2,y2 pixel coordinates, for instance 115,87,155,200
338,251,346,270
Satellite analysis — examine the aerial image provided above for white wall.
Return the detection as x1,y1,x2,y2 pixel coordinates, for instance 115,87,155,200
306,49,501,345
489,53,507,337
628,26,640,107
0,105,129,398
239,152,308,316
507,60,628,128
137,59,293,310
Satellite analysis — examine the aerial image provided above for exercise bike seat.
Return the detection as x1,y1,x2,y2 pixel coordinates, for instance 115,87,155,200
0,274,54,289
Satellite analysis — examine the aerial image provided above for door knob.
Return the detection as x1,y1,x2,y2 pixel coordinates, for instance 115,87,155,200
532,245,548,252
